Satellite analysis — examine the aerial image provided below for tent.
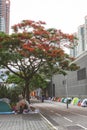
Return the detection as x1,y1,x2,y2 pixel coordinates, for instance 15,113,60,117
0,98,10,104
16,99,30,111
64,97,72,104
61,98,65,103
16,99,35,113
71,97,79,105
0,101,14,114
81,99,87,107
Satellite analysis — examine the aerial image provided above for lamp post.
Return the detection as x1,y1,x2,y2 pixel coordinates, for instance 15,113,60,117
64,75,68,109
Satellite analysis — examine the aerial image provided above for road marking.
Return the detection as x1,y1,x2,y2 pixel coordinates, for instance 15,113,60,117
64,117,73,122
40,113,57,130
77,124,87,129
55,113,62,117
70,111,87,118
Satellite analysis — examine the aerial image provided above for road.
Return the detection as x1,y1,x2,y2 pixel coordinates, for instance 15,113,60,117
32,100,87,130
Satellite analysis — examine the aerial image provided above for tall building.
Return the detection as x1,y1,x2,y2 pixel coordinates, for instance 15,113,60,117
77,24,85,56
0,0,10,34
70,16,87,57
70,32,78,57
84,16,87,50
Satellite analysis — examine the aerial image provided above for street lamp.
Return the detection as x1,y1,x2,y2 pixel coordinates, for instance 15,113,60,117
64,75,68,109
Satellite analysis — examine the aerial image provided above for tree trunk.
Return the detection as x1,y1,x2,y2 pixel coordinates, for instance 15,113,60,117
22,87,26,98
25,83,30,104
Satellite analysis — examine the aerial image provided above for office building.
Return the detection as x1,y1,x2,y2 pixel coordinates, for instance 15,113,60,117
0,0,10,34
70,16,87,57
70,32,78,57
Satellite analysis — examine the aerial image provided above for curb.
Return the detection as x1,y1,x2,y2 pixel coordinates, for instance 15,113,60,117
40,113,57,130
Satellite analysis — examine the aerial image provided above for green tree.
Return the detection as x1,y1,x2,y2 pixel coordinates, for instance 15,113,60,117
8,87,20,104
0,84,20,103
0,85,8,98
6,74,26,98
7,73,48,97
0,20,79,102
29,73,48,90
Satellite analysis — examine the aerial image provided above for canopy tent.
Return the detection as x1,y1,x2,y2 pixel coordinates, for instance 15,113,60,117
0,101,14,114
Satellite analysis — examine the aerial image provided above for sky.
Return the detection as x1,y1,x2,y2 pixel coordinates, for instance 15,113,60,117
10,0,87,34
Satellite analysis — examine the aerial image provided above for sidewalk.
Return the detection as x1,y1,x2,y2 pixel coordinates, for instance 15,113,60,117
0,112,56,130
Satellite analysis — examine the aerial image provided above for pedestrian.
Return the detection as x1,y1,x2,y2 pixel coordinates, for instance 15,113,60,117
41,95,45,102
19,105,23,114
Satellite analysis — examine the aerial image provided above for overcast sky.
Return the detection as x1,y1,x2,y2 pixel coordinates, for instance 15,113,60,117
10,0,87,34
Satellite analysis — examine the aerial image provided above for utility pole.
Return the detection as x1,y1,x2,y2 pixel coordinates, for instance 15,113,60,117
65,75,68,109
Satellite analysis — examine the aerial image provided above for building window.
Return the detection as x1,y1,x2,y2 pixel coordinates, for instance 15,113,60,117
77,68,86,80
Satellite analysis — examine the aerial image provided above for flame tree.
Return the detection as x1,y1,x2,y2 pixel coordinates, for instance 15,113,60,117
0,20,78,102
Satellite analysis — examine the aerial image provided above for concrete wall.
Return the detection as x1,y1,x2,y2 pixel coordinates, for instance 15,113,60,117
52,51,87,98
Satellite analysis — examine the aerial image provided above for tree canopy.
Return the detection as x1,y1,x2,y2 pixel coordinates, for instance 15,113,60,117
0,20,79,102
